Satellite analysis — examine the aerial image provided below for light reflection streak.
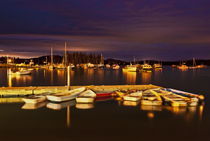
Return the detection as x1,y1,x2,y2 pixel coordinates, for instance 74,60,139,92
141,71,152,84
123,71,136,84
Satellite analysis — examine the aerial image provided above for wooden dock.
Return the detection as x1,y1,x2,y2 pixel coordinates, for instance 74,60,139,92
0,84,160,97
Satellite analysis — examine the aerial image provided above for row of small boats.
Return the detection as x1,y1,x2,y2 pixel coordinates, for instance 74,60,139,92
22,87,204,108
22,87,113,105
114,88,204,107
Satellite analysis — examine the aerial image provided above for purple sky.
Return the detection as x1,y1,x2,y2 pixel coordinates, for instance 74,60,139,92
0,0,210,60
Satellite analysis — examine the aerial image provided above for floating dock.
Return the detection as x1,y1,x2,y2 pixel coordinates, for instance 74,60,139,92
0,84,160,97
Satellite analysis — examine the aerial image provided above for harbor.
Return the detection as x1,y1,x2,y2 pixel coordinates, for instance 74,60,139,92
1,0,210,140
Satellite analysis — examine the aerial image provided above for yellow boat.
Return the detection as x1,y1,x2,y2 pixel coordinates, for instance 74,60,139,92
141,90,162,106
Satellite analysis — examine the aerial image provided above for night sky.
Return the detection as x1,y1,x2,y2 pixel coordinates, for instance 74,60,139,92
0,0,210,60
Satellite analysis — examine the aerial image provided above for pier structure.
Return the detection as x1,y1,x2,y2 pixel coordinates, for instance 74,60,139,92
0,84,160,97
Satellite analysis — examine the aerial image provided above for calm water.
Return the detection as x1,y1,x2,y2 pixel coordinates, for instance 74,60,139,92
0,67,210,141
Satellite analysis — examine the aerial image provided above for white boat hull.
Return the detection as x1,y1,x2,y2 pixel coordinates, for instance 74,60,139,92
141,100,162,106
123,96,140,102
47,87,85,102
76,97,95,103
76,103,94,109
22,96,46,104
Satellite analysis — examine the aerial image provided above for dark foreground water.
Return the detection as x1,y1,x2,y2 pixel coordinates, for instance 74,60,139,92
0,67,210,141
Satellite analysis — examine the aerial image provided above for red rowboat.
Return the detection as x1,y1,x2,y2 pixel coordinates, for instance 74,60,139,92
96,92,113,97
95,96,113,102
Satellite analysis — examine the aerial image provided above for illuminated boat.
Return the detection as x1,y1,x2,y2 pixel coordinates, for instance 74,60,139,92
141,63,152,70
76,90,96,103
87,63,95,68
150,89,188,107
177,63,188,70
112,64,120,70
22,95,46,104
123,91,142,102
105,64,111,68
115,90,127,97
123,65,138,72
165,88,204,101
153,63,162,69
141,90,162,106
46,87,86,102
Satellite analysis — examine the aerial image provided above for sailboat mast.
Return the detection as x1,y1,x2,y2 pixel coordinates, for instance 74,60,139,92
64,42,67,67
193,58,196,66
100,53,104,64
51,47,53,66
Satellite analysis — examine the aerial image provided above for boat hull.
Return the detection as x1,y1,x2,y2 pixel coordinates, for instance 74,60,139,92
141,100,162,106
123,96,140,102
22,96,46,104
46,87,86,102
76,97,95,103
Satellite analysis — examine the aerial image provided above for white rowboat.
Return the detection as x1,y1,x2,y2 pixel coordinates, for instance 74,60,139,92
47,87,86,102
22,95,46,104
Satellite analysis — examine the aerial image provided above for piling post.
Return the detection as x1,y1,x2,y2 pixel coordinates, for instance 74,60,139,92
67,66,71,90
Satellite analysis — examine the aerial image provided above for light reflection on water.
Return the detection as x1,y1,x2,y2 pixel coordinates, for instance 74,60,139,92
0,97,205,124
0,67,210,141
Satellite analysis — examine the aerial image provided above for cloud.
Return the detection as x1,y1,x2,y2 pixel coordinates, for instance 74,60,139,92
0,0,210,60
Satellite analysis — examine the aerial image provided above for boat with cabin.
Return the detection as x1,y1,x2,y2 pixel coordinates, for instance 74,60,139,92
153,63,162,69
141,62,152,70
112,64,120,70
123,64,138,72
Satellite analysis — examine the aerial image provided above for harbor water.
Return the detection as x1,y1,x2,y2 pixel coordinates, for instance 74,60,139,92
0,67,210,141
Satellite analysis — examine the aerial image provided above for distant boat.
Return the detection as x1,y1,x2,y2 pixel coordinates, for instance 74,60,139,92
141,63,152,70
153,63,162,69
76,90,96,103
196,64,207,68
47,87,86,102
87,63,95,68
112,64,120,70
105,64,111,68
177,63,188,70
97,63,104,68
171,65,177,68
123,64,138,72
